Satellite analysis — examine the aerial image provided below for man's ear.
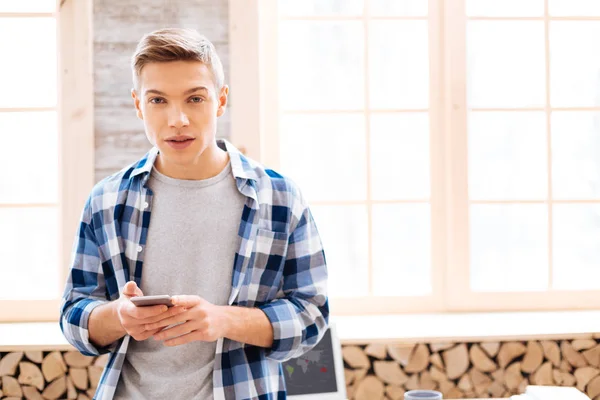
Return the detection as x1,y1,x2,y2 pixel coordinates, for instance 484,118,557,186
131,88,143,120
217,85,229,117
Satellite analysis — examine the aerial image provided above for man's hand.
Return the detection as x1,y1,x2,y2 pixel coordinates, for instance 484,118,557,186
146,295,228,346
115,281,186,341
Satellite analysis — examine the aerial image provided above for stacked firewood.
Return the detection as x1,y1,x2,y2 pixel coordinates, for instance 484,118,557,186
342,339,600,399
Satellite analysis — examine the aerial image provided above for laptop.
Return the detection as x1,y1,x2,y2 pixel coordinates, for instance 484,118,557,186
283,323,347,400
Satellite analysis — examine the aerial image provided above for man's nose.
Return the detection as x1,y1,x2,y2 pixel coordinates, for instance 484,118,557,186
168,106,189,128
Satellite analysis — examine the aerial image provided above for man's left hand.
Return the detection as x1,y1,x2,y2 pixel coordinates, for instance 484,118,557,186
146,295,227,346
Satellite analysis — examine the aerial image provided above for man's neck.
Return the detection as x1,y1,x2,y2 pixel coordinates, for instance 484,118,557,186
155,145,229,180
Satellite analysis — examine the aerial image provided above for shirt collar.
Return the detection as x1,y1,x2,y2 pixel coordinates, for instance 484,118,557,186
130,138,259,182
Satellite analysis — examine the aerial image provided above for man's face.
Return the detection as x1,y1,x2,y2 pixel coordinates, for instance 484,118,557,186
132,61,228,167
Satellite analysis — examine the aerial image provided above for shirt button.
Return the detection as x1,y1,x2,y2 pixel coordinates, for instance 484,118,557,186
143,202,149,209
137,245,143,253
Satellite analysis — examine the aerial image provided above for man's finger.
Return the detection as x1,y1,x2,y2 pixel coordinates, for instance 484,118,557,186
170,295,202,307
129,304,169,319
141,306,186,324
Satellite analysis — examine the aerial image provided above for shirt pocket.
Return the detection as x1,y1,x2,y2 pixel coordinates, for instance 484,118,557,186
250,229,290,300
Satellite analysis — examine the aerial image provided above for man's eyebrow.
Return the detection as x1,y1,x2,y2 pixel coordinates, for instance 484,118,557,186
144,87,208,96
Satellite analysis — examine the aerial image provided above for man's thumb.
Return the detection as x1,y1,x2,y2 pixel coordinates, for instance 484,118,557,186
122,281,141,297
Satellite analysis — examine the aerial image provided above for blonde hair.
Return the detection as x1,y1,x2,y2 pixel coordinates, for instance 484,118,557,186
131,28,224,90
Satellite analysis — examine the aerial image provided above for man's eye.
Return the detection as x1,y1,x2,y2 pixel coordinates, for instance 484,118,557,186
150,98,165,104
190,97,204,103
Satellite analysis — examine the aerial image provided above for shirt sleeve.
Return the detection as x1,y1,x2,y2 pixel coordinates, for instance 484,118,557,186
59,196,116,356
259,204,329,362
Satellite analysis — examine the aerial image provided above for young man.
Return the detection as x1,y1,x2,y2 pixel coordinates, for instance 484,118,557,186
59,28,329,400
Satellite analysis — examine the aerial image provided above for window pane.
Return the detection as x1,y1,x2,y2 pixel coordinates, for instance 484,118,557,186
467,0,543,17
280,114,367,202
467,21,545,108
372,204,431,296
369,21,429,109
278,0,363,16
552,112,600,200
0,112,58,203
550,22,600,108
553,204,600,290
310,205,369,297
0,207,59,299
370,113,430,200
549,0,600,16
0,0,55,13
370,0,427,17
470,204,548,292
279,21,364,110
469,112,547,200
0,18,57,108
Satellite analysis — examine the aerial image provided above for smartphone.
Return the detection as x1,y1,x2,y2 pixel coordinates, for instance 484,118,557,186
130,295,174,307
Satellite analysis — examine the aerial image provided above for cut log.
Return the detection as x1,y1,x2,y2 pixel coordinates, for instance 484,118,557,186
584,345,600,368
405,373,420,391
69,367,88,390
420,370,437,390
355,376,384,400
405,344,430,373
0,352,23,376
491,369,504,382
67,376,77,399
430,343,454,352
443,344,469,380
86,389,97,399
446,387,464,399
385,385,405,400
93,354,109,368
18,362,44,391
42,352,67,382
518,377,529,394
42,376,66,400
438,379,455,395
77,395,90,400
541,341,561,367
458,374,473,391
64,352,94,368
572,339,597,351
469,368,492,396
2,376,22,397
387,344,414,367
521,341,544,374
429,365,446,383
354,368,369,383
25,351,43,364
574,367,600,391
497,342,526,369
470,344,497,372
429,353,444,371
532,361,554,385
88,366,103,389
365,344,388,360
342,346,370,369
344,369,354,386
488,380,505,398
562,341,588,368
481,342,500,358
553,369,576,387
505,362,523,391
587,375,600,399
373,361,408,386
560,359,573,372
22,385,44,400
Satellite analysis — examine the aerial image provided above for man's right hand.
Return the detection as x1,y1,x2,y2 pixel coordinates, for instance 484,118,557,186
115,281,186,341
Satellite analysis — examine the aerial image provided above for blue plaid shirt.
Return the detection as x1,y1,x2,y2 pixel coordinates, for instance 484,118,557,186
59,139,329,400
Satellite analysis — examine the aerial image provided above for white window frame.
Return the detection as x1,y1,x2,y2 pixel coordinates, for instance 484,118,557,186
229,0,600,315
0,0,95,322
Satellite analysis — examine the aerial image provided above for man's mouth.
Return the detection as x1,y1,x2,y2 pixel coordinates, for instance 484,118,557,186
166,136,195,142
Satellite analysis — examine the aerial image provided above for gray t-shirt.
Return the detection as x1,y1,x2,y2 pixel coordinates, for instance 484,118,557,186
114,161,245,400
